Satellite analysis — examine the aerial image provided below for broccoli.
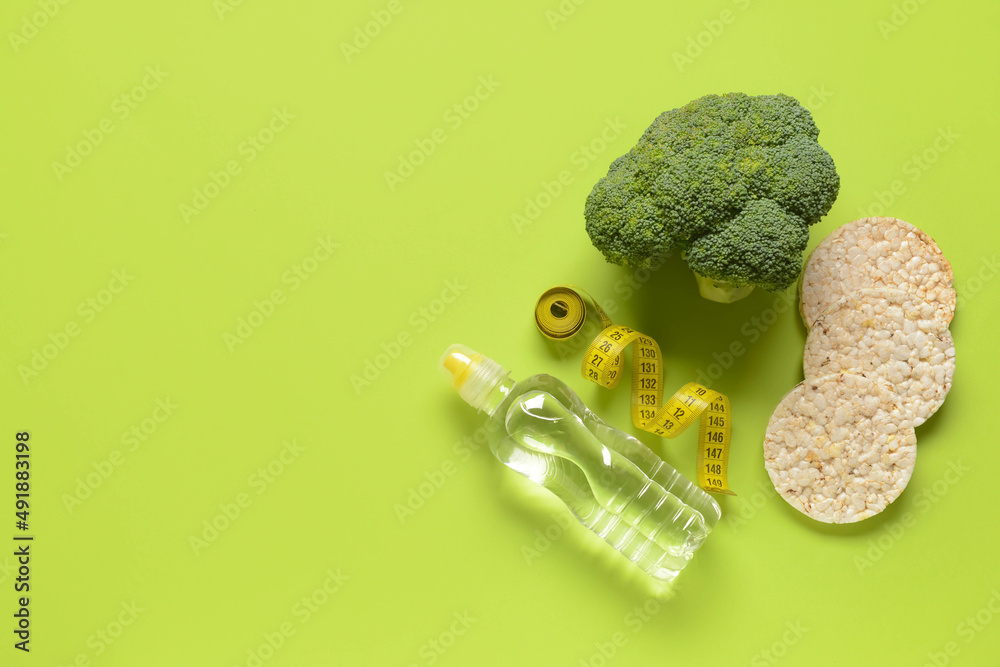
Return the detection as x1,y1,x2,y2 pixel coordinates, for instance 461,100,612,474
584,93,840,303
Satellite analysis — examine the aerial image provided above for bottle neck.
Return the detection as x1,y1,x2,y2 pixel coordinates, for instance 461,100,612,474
481,375,516,418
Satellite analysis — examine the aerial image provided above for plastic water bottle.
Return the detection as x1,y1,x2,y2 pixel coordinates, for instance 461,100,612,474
440,344,720,582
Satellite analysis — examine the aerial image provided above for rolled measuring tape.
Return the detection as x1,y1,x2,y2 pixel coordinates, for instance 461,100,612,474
535,285,735,496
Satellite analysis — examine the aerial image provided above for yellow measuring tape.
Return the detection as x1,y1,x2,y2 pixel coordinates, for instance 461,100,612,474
535,286,735,496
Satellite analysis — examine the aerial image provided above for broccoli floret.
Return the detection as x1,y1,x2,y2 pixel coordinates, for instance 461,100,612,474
686,200,809,301
584,93,839,302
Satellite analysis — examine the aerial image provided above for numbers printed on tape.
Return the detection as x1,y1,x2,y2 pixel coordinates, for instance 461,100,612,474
536,286,735,495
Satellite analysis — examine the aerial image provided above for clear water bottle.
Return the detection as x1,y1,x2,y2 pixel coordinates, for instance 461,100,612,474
439,344,720,582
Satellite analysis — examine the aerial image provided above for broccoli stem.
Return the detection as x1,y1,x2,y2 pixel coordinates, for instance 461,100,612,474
693,272,755,303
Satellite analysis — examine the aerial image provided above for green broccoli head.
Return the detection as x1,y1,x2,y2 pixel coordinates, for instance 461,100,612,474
686,199,809,296
584,93,839,302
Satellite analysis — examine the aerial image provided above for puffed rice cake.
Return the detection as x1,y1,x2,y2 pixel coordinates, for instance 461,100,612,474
800,217,955,329
803,289,955,427
763,372,917,523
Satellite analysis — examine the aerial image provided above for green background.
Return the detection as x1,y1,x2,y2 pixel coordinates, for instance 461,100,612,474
2,0,998,664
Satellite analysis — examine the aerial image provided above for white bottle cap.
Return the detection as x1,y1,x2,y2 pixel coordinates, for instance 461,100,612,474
439,344,509,413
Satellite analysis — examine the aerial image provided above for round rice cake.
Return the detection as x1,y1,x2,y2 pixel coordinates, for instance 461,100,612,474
763,372,917,524
804,289,955,426
800,217,955,328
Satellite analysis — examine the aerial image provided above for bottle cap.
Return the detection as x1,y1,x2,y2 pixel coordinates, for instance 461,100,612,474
439,344,509,412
